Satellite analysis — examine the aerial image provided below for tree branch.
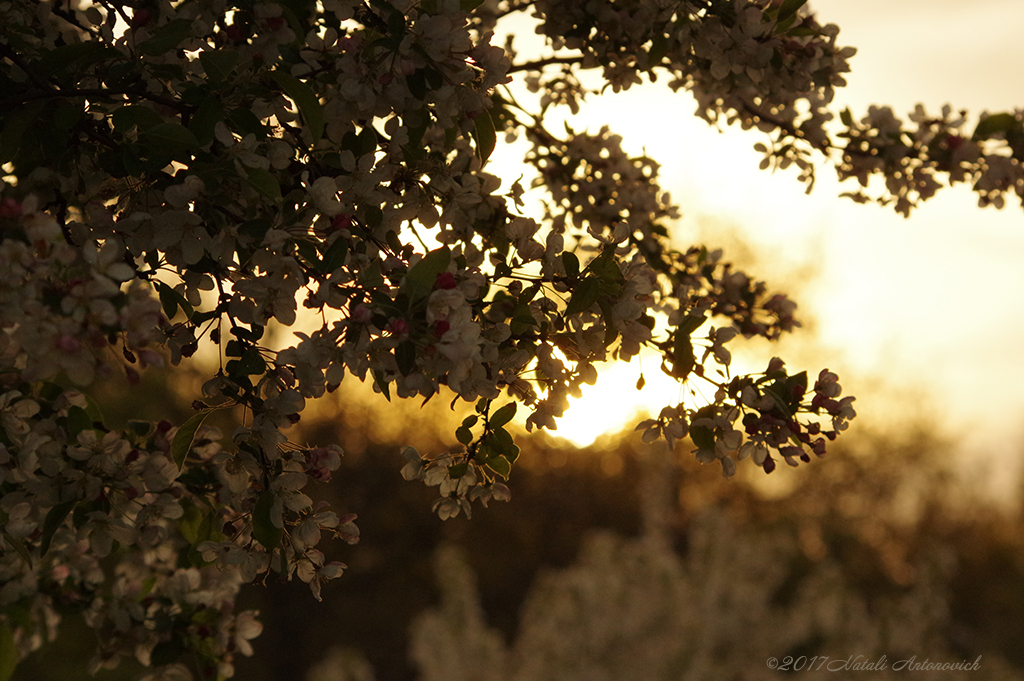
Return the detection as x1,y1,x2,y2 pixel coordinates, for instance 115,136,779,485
507,56,584,74
0,86,191,113
494,0,539,19
0,41,57,91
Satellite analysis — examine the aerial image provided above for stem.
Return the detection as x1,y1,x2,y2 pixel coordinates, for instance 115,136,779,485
507,55,584,74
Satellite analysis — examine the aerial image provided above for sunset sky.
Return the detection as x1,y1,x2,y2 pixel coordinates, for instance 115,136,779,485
500,0,1024,499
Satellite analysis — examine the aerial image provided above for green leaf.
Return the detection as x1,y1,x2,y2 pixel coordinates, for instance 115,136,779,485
972,112,1019,141
362,205,384,230
586,247,625,284
139,122,199,156
40,501,76,556
373,369,391,401
178,500,203,543
227,106,266,137
456,426,473,445
648,32,669,64
839,107,853,127
561,251,580,279
246,167,282,200
137,19,195,56
172,411,212,469
677,312,706,336
405,247,451,301
189,97,224,146
504,443,520,464
509,303,537,335
565,277,601,316
270,70,324,143
150,635,187,667
320,237,349,273
65,405,93,440
295,239,320,267
405,70,428,100
690,423,715,451
0,101,46,163
252,490,283,550
199,49,240,82
181,505,221,566
489,402,517,429
460,0,486,10
472,109,497,163
127,420,155,439
357,126,377,158
155,281,194,320
448,462,469,478
0,622,17,681
395,341,417,376
777,0,808,22
485,454,511,479
35,41,117,78
236,347,267,376
111,105,164,133
3,531,32,567
670,334,696,381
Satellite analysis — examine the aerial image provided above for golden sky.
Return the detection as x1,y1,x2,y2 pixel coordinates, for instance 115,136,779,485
510,1,1024,499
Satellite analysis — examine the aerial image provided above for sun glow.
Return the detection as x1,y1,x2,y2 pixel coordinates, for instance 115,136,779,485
545,350,714,448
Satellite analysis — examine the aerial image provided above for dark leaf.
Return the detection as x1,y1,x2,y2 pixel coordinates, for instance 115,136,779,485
246,167,282,200
395,341,417,376
972,112,1019,141
111,105,164,132
405,247,451,301
40,501,76,556
565,277,601,316
0,623,16,681
561,251,580,279
373,369,391,401
199,49,240,83
489,402,517,429
138,19,195,56
472,109,497,163
485,454,511,479
172,411,213,469
777,0,809,22
270,70,324,143
65,405,93,440
252,490,283,550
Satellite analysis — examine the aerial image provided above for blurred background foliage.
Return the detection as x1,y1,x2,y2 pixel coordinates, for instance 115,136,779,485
12,359,1024,681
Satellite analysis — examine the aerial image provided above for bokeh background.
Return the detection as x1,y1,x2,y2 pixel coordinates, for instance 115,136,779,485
14,1,1024,679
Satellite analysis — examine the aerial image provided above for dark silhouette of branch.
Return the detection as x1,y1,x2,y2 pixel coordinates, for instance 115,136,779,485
508,56,584,74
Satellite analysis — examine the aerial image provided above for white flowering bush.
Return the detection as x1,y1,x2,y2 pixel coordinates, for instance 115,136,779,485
28,0,1024,675
405,517,1023,681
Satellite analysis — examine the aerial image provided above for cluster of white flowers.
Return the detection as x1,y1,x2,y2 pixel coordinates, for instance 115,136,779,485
0,0,879,674
829,105,1024,215
508,0,1024,215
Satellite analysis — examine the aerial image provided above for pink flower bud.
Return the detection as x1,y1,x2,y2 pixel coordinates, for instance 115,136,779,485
130,8,151,27
434,272,457,290
0,198,22,218
57,335,81,352
389,318,409,335
351,304,371,324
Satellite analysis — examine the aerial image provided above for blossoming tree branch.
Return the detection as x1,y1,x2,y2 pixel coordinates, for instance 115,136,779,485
6,0,1015,676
